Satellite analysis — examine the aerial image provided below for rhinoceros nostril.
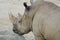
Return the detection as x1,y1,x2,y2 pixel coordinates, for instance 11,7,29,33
13,28,18,33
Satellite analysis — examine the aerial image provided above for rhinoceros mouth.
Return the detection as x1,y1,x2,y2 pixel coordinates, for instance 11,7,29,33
13,29,24,35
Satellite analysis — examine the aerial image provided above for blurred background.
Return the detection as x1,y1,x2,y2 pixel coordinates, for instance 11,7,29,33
0,0,60,40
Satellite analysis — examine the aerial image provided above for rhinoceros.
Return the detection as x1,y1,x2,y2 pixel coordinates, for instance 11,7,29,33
9,0,60,40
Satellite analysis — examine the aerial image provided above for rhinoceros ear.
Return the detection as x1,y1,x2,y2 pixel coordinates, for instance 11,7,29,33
23,2,28,9
23,2,30,11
